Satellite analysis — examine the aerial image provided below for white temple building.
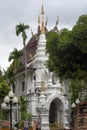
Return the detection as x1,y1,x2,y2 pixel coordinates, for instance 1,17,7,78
15,2,70,130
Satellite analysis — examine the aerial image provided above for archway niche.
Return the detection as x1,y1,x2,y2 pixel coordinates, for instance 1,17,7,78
49,98,64,129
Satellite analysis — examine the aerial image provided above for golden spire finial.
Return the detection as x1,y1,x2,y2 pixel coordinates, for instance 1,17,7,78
41,0,45,34
41,0,44,15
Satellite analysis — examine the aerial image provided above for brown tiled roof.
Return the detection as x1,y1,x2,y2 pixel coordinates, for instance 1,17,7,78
14,34,39,74
20,33,39,65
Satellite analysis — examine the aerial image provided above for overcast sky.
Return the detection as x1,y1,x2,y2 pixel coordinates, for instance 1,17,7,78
0,0,87,70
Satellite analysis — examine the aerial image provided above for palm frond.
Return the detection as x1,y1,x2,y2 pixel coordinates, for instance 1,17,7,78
16,23,29,35
24,25,30,29
8,48,23,62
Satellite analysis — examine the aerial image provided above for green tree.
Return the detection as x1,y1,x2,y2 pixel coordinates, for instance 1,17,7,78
59,28,72,43
0,79,10,103
16,23,29,69
0,74,10,119
19,96,27,120
8,48,23,70
46,30,72,78
71,14,87,80
47,15,87,80
6,64,15,91
16,23,29,47
16,23,30,105
46,15,87,102
19,96,27,111
18,96,32,128
0,68,2,76
7,48,23,91
0,69,10,103
16,23,29,92
46,32,59,72
70,79,86,103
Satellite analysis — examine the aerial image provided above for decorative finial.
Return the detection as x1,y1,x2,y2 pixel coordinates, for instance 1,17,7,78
45,17,48,27
38,15,41,33
41,0,44,15
41,0,45,34
31,28,33,36
56,16,59,27
38,15,40,23
41,80,45,92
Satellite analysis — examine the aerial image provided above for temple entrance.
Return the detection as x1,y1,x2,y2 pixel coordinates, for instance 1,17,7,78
49,98,64,130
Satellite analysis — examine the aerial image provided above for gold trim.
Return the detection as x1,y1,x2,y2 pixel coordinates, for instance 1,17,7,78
50,123,64,130
41,80,45,92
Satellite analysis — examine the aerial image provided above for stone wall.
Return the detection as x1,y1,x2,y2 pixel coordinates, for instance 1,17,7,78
74,102,87,130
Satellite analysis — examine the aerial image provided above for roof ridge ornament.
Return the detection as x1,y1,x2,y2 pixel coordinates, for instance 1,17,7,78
45,17,48,27
38,15,41,33
31,28,33,36
56,16,59,27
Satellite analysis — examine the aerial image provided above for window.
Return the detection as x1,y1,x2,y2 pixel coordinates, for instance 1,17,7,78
22,81,25,91
33,75,36,81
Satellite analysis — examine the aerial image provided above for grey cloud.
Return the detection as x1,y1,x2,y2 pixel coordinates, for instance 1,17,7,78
44,0,87,28
0,0,87,69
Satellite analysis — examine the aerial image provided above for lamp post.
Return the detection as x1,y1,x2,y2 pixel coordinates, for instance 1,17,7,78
72,98,80,108
4,90,18,130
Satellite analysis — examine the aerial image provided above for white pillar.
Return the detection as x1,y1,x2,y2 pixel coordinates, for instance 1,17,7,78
29,95,38,116
41,109,50,130
64,110,70,129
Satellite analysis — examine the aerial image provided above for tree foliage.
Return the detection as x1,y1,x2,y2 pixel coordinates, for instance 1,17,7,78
46,30,72,79
0,69,10,103
46,15,87,80
6,64,15,88
16,23,29,46
19,96,27,112
46,32,59,72
8,48,23,69
46,14,87,102
18,96,32,128
0,78,10,103
7,48,23,90
0,69,10,120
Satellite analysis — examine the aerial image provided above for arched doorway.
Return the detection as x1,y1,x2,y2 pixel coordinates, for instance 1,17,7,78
49,98,64,130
